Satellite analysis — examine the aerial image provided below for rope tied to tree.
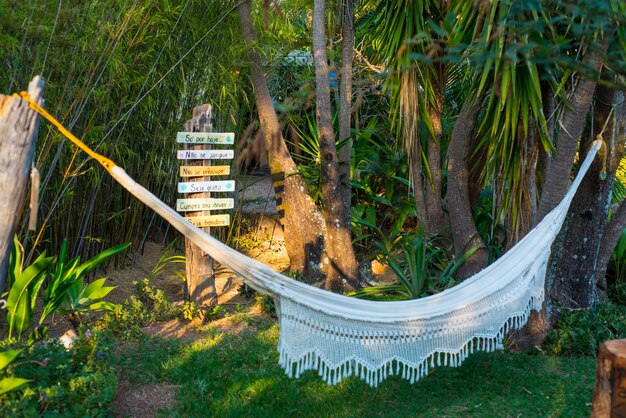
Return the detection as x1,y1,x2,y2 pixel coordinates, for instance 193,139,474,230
13,92,117,173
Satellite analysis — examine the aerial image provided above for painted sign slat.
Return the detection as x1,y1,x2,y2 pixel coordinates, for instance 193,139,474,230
179,165,230,177
178,180,235,193
176,198,234,212
177,150,234,160
185,214,230,228
176,132,235,145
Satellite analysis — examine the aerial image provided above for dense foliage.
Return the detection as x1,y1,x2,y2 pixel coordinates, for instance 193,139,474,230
0,329,116,417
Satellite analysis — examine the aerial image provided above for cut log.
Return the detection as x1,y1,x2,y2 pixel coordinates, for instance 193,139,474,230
183,104,218,310
0,77,44,292
591,339,626,417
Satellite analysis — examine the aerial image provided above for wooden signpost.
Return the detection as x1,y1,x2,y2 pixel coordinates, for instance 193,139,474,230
177,104,234,312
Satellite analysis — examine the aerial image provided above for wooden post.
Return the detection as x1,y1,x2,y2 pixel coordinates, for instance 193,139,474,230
183,104,218,310
591,339,626,417
0,76,44,292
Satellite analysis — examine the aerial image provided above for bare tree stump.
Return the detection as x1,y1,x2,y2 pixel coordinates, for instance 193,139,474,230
0,77,44,291
183,104,217,310
591,340,626,417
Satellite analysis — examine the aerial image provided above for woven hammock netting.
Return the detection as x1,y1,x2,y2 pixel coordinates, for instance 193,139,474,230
110,141,601,387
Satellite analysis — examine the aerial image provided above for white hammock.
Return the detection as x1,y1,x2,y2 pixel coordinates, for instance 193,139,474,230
109,141,601,387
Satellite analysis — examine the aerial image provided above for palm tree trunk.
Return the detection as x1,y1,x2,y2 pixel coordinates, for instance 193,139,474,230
535,42,610,224
446,95,489,278
424,65,447,233
338,0,354,233
237,0,326,281
401,71,428,230
313,0,360,291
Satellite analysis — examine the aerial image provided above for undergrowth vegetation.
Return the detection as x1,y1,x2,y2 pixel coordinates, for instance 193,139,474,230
0,329,116,417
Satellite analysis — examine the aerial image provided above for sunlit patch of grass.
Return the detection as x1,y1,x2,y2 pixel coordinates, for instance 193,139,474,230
111,319,596,417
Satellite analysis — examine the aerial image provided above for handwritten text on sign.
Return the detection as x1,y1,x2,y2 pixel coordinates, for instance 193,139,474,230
176,132,235,145
177,150,234,160
176,198,234,212
179,165,230,177
186,214,230,228
178,180,235,193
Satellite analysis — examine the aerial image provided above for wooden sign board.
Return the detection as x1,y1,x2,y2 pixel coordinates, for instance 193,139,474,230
177,150,234,160
177,132,235,145
186,214,230,228
178,180,235,193
176,198,234,212
179,165,230,177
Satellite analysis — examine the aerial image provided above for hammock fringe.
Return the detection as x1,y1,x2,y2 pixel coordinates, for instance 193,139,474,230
278,292,544,387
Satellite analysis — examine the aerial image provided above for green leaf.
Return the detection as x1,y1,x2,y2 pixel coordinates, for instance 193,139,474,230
88,301,117,312
0,349,22,371
81,278,115,300
0,377,31,395
73,242,130,279
6,249,54,340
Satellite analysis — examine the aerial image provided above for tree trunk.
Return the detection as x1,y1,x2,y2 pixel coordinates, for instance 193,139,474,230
546,84,621,311
313,0,360,291
238,0,326,282
593,91,626,294
535,42,610,224
591,340,626,417
425,63,446,234
401,71,428,230
338,0,354,229
0,76,44,292
446,95,489,278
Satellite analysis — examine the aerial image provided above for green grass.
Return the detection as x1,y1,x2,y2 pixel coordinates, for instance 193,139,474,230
112,319,596,417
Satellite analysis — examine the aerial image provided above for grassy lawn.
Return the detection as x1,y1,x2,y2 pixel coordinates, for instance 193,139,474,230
112,316,596,417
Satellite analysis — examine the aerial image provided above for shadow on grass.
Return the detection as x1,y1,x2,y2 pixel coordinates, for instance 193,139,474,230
112,324,595,417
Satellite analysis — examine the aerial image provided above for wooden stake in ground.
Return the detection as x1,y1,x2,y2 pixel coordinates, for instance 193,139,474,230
0,76,44,291
183,104,218,310
591,339,626,417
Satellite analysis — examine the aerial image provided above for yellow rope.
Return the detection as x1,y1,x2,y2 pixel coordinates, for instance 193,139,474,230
14,92,117,173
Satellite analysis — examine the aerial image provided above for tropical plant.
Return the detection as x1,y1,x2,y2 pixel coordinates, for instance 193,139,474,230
0,349,31,396
48,241,129,329
474,189,508,263
608,228,626,284
4,237,55,341
349,232,478,300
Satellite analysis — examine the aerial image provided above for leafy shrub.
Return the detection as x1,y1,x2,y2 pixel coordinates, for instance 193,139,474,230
349,231,476,300
99,280,180,340
182,301,200,321
3,237,127,341
609,281,626,306
0,329,116,416
0,349,31,395
255,293,276,316
542,303,626,356
204,305,227,321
